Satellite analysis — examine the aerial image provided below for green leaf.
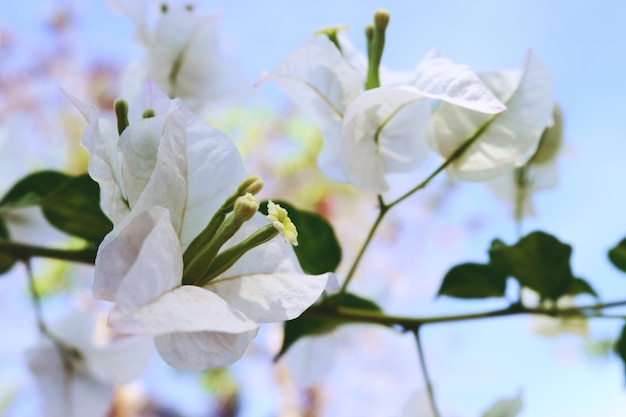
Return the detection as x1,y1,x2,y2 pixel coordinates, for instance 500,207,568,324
0,218,17,274
608,238,626,273
260,200,341,274
0,171,113,245
438,262,508,299
614,323,626,384
566,277,599,298
276,292,383,359
41,175,112,245
489,231,575,301
0,171,72,212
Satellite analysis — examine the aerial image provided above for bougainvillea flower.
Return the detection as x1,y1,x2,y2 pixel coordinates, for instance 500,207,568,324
27,311,152,417
427,50,554,181
109,0,251,113
263,36,505,193
487,105,562,218
71,85,329,370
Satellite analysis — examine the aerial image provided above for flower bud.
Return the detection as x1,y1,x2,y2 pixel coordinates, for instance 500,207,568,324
233,193,260,222
237,176,264,196
374,10,390,32
365,24,375,43
114,99,129,135
142,108,156,119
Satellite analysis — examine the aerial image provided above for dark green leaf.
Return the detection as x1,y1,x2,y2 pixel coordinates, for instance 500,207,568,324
438,262,507,299
0,171,112,245
566,277,599,298
276,293,383,359
489,231,574,301
41,175,112,244
609,238,626,273
614,323,626,383
0,218,17,274
0,171,72,212
260,200,341,274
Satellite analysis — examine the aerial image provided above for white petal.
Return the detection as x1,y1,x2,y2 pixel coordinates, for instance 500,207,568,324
110,285,258,337
87,336,153,384
341,87,432,192
427,51,554,181
336,33,368,76
482,394,523,417
68,94,129,224
178,110,248,249
110,208,182,313
263,37,362,133
118,114,170,207
147,7,215,97
316,121,348,182
155,328,258,370
129,104,188,234
94,207,175,301
27,346,113,417
127,80,172,122
208,272,329,323
106,0,150,46
45,311,96,353
411,49,507,114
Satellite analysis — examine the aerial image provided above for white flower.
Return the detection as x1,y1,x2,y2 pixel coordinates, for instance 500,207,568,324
262,34,505,193
71,85,329,370
427,50,555,181
487,105,562,218
108,0,251,113
26,311,152,417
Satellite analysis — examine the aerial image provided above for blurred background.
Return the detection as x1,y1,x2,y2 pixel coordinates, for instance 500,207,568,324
1,1,626,416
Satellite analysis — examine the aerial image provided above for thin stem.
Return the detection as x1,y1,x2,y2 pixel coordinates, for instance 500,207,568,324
0,240,96,264
335,195,388,306
389,138,477,210
336,140,478,304
26,260,48,336
307,299,626,329
413,327,441,417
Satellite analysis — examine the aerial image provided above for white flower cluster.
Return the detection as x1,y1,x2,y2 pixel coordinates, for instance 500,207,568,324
69,84,329,371
262,31,554,194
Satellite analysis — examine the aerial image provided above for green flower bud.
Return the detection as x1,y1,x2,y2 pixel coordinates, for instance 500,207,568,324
374,9,390,31
364,10,390,90
114,99,129,135
233,193,260,222
142,108,156,119
237,175,264,196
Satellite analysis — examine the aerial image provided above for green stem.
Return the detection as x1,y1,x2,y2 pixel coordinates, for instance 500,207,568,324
25,261,82,362
0,240,96,264
335,138,478,305
312,299,626,329
413,327,442,417
335,195,389,307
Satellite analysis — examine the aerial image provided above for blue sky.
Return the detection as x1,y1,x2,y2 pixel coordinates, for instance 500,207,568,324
2,1,626,416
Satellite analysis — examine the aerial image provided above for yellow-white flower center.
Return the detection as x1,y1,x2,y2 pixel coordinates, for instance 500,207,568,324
267,201,298,246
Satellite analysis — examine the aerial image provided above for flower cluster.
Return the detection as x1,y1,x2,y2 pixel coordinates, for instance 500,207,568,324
71,84,329,370
263,12,554,194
